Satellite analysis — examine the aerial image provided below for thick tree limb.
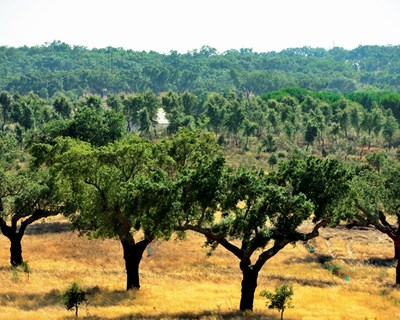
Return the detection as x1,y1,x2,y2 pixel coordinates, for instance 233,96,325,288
242,233,269,263
378,210,396,233
253,239,289,272
19,209,59,236
252,220,327,272
118,229,135,245
377,210,400,246
303,219,328,241
355,202,388,233
136,238,152,252
0,216,13,238
175,224,243,260
356,202,400,245
115,206,133,237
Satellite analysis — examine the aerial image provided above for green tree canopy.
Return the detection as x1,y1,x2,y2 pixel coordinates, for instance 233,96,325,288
351,158,400,284
0,165,68,266
174,150,352,311
35,135,176,290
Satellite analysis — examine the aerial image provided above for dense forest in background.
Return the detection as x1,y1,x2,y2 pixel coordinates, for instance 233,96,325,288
1,41,400,98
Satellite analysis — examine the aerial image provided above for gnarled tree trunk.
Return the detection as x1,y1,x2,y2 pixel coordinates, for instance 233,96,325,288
239,260,259,311
394,222,400,260
0,219,24,267
10,233,23,266
120,238,151,290
395,241,400,285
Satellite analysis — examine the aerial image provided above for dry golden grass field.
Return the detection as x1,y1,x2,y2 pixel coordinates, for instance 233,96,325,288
0,218,400,320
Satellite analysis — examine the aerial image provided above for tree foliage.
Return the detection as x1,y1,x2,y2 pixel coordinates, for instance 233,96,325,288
260,283,294,320
0,163,68,266
2,43,400,97
62,282,87,319
174,147,352,310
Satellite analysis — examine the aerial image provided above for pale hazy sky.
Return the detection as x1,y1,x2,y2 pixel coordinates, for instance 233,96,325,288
0,0,399,53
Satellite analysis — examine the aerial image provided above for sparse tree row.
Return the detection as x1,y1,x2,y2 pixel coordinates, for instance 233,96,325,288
1,89,400,158
1,88,400,312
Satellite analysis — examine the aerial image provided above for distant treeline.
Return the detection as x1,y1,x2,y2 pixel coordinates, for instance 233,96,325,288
1,41,400,98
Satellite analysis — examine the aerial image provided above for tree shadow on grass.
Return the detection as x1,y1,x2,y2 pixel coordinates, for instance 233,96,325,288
285,253,333,265
0,289,292,319
0,287,137,311
87,288,138,307
365,257,396,267
82,310,286,320
25,221,71,235
0,289,62,310
290,253,397,269
267,274,338,288
0,265,12,271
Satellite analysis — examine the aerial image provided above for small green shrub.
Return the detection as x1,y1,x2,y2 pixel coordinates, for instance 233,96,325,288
62,282,87,319
260,283,294,320
21,261,32,280
12,267,19,282
11,261,32,282
323,261,342,276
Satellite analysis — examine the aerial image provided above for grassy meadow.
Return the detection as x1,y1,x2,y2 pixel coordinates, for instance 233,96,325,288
0,218,399,320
